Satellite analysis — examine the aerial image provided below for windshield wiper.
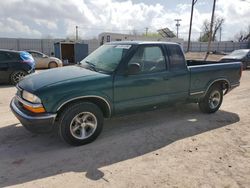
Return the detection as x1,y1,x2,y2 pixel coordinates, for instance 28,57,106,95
84,61,97,71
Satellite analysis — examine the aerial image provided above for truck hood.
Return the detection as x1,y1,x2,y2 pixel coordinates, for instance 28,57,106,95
18,66,105,92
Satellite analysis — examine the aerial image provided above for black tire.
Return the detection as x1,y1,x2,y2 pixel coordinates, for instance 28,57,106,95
199,84,223,113
48,61,58,68
242,62,247,70
58,102,104,146
10,70,27,85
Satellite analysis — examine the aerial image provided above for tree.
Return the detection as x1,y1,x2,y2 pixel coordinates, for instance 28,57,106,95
198,16,225,42
234,25,250,42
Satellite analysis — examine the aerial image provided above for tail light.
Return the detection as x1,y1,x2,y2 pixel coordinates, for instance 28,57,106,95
20,60,33,64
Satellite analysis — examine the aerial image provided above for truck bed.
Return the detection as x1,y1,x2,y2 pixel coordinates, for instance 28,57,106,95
187,61,242,96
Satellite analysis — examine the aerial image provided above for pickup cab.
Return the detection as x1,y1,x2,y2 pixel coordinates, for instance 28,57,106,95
10,41,242,146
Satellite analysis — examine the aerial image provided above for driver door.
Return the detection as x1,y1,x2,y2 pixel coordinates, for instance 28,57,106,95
113,45,170,114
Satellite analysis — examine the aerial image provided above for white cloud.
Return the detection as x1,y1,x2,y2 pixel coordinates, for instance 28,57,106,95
0,17,41,38
0,0,249,40
35,19,58,30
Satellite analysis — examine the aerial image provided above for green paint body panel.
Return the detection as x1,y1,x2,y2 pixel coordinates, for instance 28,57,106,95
17,42,242,117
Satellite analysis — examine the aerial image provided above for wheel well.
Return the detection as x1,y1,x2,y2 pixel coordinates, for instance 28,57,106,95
56,97,111,119
206,80,230,95
48,61,57,67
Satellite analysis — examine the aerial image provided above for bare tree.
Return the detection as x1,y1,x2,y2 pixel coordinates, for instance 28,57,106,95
234,25,250,42
198,16,225,42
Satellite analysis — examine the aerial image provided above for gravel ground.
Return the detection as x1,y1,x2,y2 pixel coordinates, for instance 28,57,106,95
0,70,250,188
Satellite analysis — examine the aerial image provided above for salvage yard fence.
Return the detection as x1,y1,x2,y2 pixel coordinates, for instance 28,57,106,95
0,37,249,55
182,41,249,52
0,38,99,56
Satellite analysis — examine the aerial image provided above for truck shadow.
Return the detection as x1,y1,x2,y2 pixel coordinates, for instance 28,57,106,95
0,84,14,89
0,104,240,187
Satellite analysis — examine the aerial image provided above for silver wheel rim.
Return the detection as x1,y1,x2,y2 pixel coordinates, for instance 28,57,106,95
12,71,25,83
208,90,221,109
70,112,97,140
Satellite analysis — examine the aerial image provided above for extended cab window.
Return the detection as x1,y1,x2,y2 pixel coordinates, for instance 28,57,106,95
128,46,166,73
167,45,186,71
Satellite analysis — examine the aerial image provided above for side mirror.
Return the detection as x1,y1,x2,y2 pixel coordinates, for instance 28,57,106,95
127,63,141,75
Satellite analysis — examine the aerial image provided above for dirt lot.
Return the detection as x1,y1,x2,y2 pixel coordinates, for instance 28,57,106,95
0,71,250,188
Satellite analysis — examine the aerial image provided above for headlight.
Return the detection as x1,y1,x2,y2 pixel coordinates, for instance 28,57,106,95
22,90,42,104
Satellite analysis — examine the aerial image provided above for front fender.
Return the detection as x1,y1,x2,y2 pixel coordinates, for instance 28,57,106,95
46,91,113,114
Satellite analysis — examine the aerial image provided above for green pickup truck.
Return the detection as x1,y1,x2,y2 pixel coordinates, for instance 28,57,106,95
10,41,242,146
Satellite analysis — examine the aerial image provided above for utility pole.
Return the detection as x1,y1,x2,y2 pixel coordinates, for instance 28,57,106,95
76,25,79,41
187,0,198,52
204,0,216,61
145,27,149,36
219,27,222,42
174,19,182,38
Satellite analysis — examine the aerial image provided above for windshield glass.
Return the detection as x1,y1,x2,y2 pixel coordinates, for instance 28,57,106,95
229,50,249,58
80,44,131,73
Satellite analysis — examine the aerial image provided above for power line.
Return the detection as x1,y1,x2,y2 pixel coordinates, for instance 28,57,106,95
187,0,198,52
145,27,149,36
204,0,216,61
174,19,182,38
75,25,79,40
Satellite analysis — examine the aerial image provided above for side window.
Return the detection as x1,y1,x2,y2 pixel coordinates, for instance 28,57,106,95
128,46,166,73
167,45,186,71
0,52,6,61
0,52,11,61
32,52,43,58
247,52,250,59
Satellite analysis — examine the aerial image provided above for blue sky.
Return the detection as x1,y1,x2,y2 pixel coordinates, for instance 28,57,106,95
0,0,249,41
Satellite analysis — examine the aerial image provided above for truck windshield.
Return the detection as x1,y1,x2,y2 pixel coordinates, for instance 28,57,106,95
80,44,131,73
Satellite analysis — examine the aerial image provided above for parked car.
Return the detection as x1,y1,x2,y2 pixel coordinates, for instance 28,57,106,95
26,50,63,69
0,49,35,85
10,41,242,146
220,49,250,70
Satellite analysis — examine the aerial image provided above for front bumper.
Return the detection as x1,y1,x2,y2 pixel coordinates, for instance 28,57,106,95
10,97,56,133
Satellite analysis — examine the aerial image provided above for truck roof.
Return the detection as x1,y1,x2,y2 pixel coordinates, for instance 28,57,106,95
108,41,180,45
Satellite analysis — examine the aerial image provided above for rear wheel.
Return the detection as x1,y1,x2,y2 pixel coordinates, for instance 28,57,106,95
48,61,58,68
58,102,104,146
199,84,223,113
10,70,27,85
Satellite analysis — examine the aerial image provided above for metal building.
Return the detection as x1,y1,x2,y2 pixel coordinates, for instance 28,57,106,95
54,41,88,64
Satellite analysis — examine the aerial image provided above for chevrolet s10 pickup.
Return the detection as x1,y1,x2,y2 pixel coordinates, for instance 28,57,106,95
10,41,242,146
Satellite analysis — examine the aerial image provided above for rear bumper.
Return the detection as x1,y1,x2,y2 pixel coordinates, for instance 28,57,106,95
10,97,56,133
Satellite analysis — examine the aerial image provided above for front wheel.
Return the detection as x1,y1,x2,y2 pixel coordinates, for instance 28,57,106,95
58,102,104,146
199,84,223,113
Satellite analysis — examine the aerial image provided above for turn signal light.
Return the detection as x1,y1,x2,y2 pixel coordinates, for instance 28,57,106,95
23,104,46,113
